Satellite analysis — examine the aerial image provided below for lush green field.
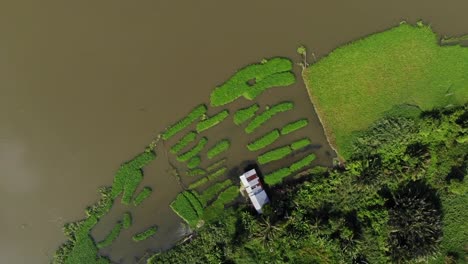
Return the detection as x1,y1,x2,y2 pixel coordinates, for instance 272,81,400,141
207,140,230,159
177,137,208,162
169,131,197,154
245,102,294,134
203,186,239,221
122,212,132,229
97,222,123,249
133,187,152,206
199,179,233,206
187,156,201,169
162,104,207,140
303,23,468,158
247,130,280,151
258,146,292,165
290,154,316,172
264,154,316,185
188,177,209,190
196,110,229,133
132,226,158,242
187,168,206,177
210,58,295,106
280,119,308,135
290,138,311,150
233,104,259,125
170,191,204,228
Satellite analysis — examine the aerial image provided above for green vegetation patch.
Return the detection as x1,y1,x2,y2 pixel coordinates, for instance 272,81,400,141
245,102,294,134
290,154,316,172
96,222,123,249
247,129,280,151
281,119,309,135
111,152,156,204
122,212,132,229
199,179,233,206
291,138,311,151
187,156,201,169
207,167,227,181
264,168,292,186
206,158,227,172
162,104,207,140
188,177,209,190
133,186,152,206
169,131,197,154
170,191,204,228
234,104,260,125
303,23,468,158
203,186,240,221
196,110,229,133
207,140,230,159
187,168,206,177
132,226,158,242
210,57,295,106
258,146,292,165
177,137,208,162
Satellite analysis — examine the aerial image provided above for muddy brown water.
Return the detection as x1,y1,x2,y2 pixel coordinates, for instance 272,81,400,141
1,1,467,263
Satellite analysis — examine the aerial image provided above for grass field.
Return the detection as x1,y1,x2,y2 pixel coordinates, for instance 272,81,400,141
170,191,203,228
303,23,468,159
247,130,280,151
177,137,208,162
132,226,158,242
199,179,232,206
133,187,152,206
207,140,230,159
281,119,308,135
196,110,229,133
264,153,316,185
162,104,207,140
234,104,259,125
203,186,239,221
245,102,294,134
170,131,197,154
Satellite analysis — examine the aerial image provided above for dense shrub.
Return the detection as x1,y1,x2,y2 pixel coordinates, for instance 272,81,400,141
196,110,229,133
258,146,292,165
162,104,207,140
245,102,294,134
247,130,280,151
207,140,230,159
170,131,197,154
280,119,309,135
187,156,201,169
133,186,152,206
97,222,123,249
132,226,158,242
177,137,208,162
234,104,259,125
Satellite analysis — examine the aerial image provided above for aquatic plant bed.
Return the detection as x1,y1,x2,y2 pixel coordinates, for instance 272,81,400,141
233,104,259,125
207,167,227,181
122,212,132,229
303,23,468,158
177,137,208,162
206,158,227,172
280,119,308,135
199,179,232,206
97,222,123,249
247,129,280,151
188,177,209,190
187,156,201,169
196,109,229,133
264,153,316,185
245,102,294,134
210,57,295,106
207,140,230,159
203,186,239,221
132,226,158,242
290,138,311,150
133,186,152,206
162,104,207,140
170,191,204,228
187,168,206,177
169,131,197,154
258,138,311,165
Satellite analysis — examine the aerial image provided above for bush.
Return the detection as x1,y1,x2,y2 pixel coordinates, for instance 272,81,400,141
196,110,229,133
122,212,132,229
210,57,295,106
247,130,280,151
170,131,197,154
187,156,201,169
281,119,309,135
97,222,123,249
133,186,152,206
290,154,316,172
177,137,208,162
207,167,227,181
264,168,292,186
170,192,202,228
203,186,239,221
188,177,209,190
234,104,259,125
187,168,206,177
206,158,227,172
162,104,207,140
132,226,158,242
199,179,233,206
291,138,311,150
245,102,294,134
207,140,230,159
258,146,292,165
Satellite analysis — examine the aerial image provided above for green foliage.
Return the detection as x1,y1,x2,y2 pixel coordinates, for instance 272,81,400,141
183,191,204,217
247,130,280,151
280,119,309,135
207,140,230,159
199,179,233,206
207,167,227,181
132,226,158,242
304,23,468,158
169,131,197,154
196,110,229,133
206,158,227,172
188,177,209,190
187,156,201,169
245,102,294,134
234,104,259,125
162,104,207,140
204,186,239,221
257,146,292,165
177,137,208,162
111,151,156,204
97,222,123,249
264,168,292,185
122,212,132,229
133,186,152,206
290,154,316,172
210,57,295,106
170,191,204,228
290,138,311,150
186,168,206,177
297,45,306,55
